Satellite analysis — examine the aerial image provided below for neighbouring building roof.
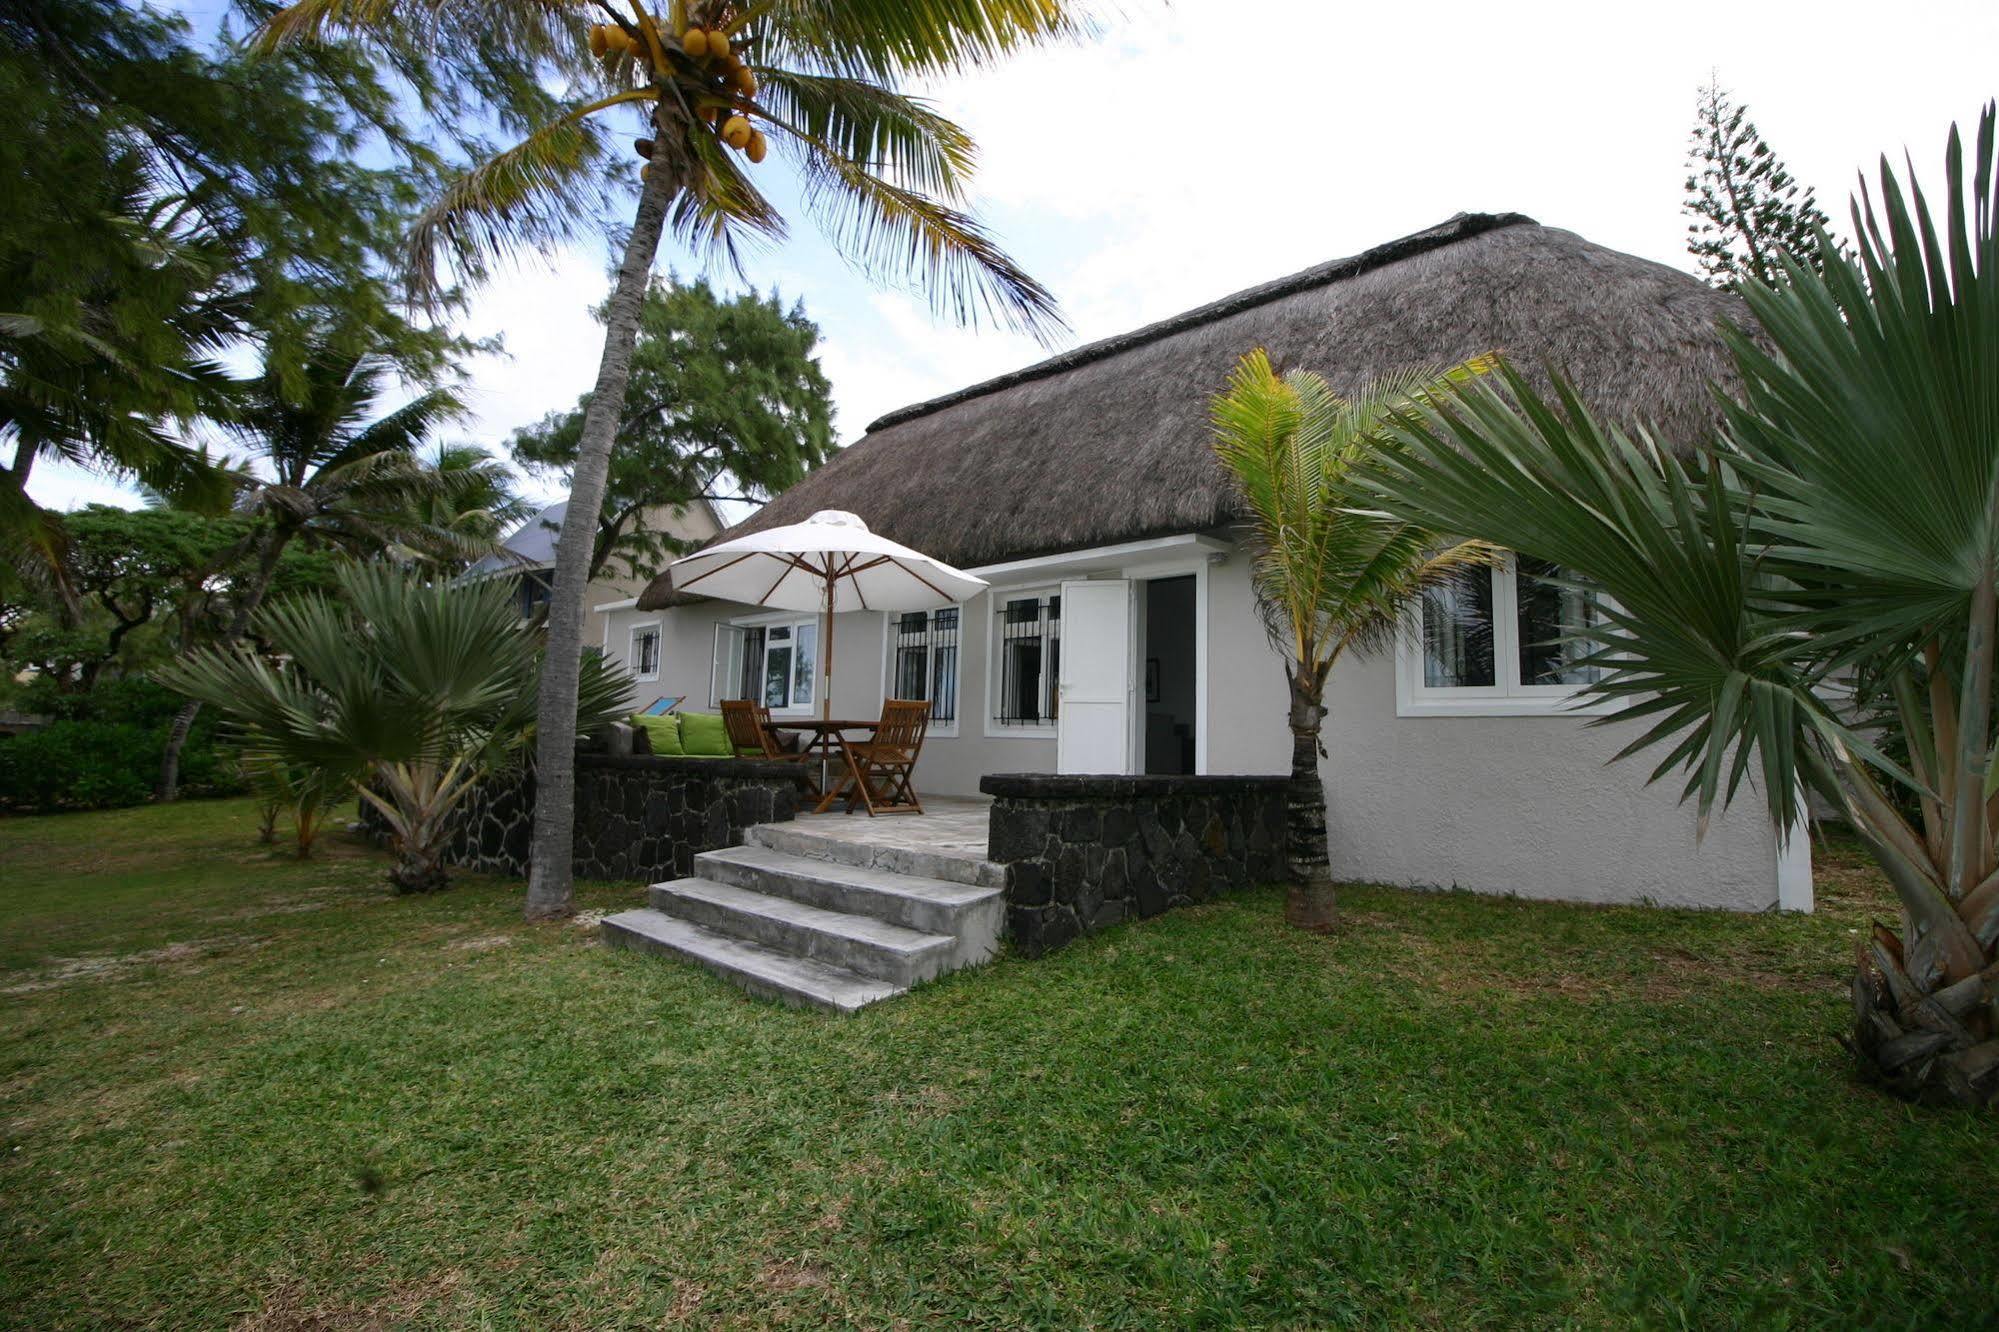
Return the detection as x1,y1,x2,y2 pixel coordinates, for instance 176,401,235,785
464,500,568,577
638,212,1751,611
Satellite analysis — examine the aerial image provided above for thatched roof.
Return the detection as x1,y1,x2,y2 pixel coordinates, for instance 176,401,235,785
639,212,1747,611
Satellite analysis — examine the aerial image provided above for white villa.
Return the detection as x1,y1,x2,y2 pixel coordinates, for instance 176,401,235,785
597,214,1813,914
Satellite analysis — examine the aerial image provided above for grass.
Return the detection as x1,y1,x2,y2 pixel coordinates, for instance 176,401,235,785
0,799,1992,1328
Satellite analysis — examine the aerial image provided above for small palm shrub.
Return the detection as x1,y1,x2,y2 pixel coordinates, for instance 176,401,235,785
1208,350,1495,929
159,566,632,893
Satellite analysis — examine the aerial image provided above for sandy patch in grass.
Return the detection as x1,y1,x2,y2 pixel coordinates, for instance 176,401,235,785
447,934,515,953
757,1257,832,1294
233,1270,468,1331
215,901,331,923
2,936,269,995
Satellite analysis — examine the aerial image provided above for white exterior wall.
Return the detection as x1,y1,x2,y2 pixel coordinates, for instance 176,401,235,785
611,540,1806,911
1201,554,1805,911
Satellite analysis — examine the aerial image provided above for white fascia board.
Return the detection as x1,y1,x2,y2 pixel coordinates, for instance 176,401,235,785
969,533,1232,585
593,596,641,613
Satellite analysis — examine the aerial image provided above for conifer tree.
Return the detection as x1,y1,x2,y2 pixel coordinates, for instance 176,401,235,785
1683,79,1839,290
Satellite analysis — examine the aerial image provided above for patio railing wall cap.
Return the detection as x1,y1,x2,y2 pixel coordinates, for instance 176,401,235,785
979,773,1291,799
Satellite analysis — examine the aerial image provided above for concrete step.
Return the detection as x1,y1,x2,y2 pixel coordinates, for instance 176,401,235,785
695,844,1003,960
649,876,957,987
601,908,900,1013
746,820,1005,889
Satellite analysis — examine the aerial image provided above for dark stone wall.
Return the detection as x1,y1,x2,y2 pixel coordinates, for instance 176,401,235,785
366,754,804,883
979,773,1289,958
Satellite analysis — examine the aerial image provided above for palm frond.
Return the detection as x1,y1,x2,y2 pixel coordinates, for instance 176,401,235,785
753,70,975,200
403,97,639,305
789,134,1064,340
757,0,1094,82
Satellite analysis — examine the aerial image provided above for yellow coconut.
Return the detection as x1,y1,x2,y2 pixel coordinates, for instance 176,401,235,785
698,104,719,125
708,29,731,60
746,130,768,164
641,164,652,182
682,26,709,58
588,25,609,57
721,114,752,149
730,67,756,96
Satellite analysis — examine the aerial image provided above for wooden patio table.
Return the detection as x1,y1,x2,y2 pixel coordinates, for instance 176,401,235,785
766,718,878,814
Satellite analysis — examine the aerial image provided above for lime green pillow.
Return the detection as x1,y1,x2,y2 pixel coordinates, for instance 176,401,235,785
678,710,734,757
630,712,683,756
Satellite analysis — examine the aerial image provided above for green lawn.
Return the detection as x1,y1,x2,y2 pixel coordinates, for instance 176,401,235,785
0,800,1991,1328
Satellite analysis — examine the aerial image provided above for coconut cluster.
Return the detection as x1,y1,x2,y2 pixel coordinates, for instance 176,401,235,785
681,23,766,164
589,16,768,169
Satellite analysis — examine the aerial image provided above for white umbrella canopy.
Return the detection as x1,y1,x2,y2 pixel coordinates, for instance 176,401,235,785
667,510,987,720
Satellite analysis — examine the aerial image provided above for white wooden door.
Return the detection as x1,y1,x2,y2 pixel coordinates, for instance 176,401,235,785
1056,579,1134,774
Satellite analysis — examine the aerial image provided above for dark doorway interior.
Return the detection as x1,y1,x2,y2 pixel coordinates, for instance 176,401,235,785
1143,576,1197,775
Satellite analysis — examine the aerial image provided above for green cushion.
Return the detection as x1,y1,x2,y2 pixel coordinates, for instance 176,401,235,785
678,710,734,757
630,712,683,756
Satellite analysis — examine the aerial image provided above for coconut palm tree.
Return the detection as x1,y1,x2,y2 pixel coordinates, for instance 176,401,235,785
255,0,1092,920
157,333,472,798
1209,350,1496,931
398,442,534,572
1367,107,1999,1108
159,565,632,893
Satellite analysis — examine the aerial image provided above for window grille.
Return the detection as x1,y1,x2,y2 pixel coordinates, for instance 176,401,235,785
891,608,959,724
995,594,1060,726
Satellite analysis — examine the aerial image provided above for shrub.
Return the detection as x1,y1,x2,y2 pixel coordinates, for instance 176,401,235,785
0,721,157,811
0,678,246,812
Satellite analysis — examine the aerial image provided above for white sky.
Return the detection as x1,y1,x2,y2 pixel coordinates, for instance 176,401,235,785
29,0,1999,513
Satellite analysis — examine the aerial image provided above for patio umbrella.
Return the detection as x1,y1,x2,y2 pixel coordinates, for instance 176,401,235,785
666,510,987,720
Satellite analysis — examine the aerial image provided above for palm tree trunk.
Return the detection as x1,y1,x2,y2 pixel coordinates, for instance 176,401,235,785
524,125,683,921
158,525,287,801
1285,668,1337,931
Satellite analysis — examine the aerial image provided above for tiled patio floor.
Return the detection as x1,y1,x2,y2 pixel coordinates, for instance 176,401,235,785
791,795,991,872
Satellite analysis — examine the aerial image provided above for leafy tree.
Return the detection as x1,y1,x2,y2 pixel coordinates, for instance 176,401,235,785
255,0,1094,919
1209,350,1495,931
1684,78,1840,290
51,507,248,687
157,321,478,799
0,0,453,592
0,506,344,692
511,277,834,581
159,565,633,892
1372,107,1999,1108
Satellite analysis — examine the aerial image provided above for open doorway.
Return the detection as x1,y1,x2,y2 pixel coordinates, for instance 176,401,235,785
1141,575,1197,774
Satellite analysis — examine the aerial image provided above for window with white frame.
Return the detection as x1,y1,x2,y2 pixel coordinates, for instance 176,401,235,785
889,608,959,727
629,623,661,682
992,591,1060,727
1402,555,1603,714
711,618,818,712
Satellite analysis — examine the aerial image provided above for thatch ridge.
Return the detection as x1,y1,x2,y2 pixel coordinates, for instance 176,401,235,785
867,211,1536,434
640,214,1747,611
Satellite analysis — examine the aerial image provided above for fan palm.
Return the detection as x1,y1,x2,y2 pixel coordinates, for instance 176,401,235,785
159,564,632,893
255,0,1092,919
157,333,475,798
1210,350,1496,930
1367,106,1999,1108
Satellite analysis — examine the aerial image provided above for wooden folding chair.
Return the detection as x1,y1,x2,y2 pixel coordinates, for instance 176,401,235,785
721,699,818,793
836,699,931,816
